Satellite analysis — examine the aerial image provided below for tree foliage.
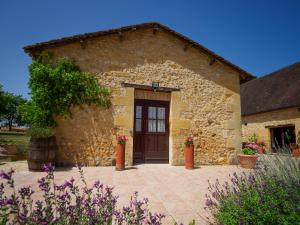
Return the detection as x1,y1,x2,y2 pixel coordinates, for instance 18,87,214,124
17,101,46,128
19,58,111,127
0,89,27,131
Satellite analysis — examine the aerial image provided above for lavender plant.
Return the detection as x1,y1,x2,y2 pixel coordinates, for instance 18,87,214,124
205,156,300,224
0,164,165,225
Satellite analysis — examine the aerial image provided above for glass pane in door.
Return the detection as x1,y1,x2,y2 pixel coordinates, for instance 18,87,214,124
157,120,165,132
135,119,142,132
136,106,142,118
135,106,142,132
148,107,156,119
157,107,165,119
148,119,156,132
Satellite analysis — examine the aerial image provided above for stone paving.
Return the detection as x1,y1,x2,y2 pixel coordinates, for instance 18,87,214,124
0,161,244,224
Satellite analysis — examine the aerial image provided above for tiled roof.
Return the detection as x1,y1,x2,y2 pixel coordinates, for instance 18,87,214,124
241,61,300,115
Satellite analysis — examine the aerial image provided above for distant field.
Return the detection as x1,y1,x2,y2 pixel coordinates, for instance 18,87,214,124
0,132,30,155
0,127,27,132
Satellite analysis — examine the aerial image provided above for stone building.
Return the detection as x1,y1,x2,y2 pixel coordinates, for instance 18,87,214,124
241,62,300,152
24,22,253,166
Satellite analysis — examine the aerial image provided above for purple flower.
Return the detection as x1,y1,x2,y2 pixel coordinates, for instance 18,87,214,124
37,177,52,194
43,163,55,173
0,168,14,180
0,167,165,225
64,178,75,189
5,197,13,205
93,180,103,189
18,186,34,198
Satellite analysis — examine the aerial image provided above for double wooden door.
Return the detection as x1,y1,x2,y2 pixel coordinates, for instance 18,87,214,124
133,99,169,163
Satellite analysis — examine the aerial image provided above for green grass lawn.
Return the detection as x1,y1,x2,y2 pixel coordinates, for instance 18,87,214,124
0,132,30,155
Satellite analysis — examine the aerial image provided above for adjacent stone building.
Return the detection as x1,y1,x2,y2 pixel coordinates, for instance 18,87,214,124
241,62,300,152
24,22,253,166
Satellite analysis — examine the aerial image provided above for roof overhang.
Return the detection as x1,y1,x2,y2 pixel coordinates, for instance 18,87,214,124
24,22,255,82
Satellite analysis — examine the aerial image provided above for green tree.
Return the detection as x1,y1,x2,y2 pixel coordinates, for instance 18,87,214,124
0,92,27,131
19,58,110,128
17,100,46,127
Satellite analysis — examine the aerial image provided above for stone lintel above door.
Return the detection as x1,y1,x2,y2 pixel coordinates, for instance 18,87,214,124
134,89,171,102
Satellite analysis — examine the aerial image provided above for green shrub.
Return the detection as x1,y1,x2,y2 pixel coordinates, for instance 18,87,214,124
25,126,54,138
205,156,300,225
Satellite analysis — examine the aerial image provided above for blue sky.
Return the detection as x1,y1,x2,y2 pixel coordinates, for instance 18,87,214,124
0,0,299,98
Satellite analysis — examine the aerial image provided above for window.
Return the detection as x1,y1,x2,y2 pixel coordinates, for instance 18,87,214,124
148,107,157,132
148,106,166,133
135,106,142,132
270,125,295,153
157,107,165,132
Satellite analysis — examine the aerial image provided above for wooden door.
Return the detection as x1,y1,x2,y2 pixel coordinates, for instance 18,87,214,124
133,99,169,163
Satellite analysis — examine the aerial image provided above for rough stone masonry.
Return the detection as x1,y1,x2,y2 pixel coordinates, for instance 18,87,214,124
24,23,253,166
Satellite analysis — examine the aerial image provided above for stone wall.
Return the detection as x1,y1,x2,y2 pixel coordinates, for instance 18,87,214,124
55,105,114,166
242,107,300,147
36,27,242,166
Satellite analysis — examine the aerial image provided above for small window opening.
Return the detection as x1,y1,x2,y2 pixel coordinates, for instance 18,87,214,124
270,125,295,154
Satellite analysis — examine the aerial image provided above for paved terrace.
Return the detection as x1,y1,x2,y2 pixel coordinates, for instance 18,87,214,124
0,161,244,224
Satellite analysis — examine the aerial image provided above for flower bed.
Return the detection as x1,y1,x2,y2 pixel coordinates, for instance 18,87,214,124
0,164,165,224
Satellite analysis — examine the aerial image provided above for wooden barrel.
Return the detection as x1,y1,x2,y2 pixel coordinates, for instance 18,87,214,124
27,136,57,171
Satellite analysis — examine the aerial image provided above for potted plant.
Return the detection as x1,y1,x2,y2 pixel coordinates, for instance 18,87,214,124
291,132,300,157
184,137,194,170
257,141,266,154
26,126,57,171
290,143,300,157
246,134,266,154
115,135,127,171
239,145,258,169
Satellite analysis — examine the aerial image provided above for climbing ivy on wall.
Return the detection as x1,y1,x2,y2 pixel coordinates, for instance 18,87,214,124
19,58,111,127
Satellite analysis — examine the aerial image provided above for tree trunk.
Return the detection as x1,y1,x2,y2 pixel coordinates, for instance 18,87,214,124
8,120,12,131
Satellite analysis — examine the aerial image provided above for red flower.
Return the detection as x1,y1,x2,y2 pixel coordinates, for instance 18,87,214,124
117,135,128,145
184,137,193,145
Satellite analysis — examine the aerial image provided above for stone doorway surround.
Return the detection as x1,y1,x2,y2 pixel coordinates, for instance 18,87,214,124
113,83,191,166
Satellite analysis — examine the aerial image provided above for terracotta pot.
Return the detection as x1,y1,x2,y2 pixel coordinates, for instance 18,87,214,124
185,144,194,170
257,147,265,154
238,154,258,169
292,147,300,157
115,143,125,171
